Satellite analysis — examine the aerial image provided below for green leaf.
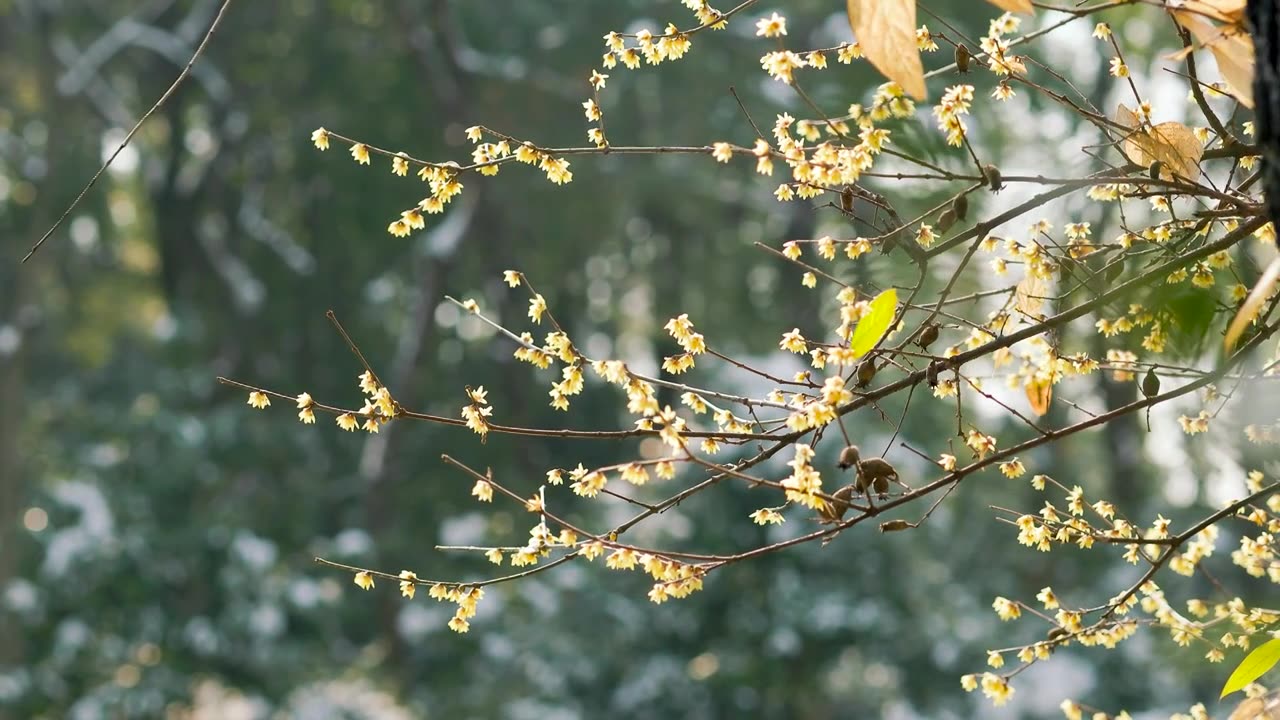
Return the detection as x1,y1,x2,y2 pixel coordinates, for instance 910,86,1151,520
849,289,898,359
1221,637,1280,698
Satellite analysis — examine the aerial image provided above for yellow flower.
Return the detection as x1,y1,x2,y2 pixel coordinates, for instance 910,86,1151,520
336,413,357,431
780,329,807,353
350,143,371,165
311,127,330,150
391,153,409,176
465,126,483,143
980,673,1014,706
447,614,470,633
472,480,494,502
247,391,270,409
1037,586,1059,609
801,272,817,288
387,219,410,237
529,294,547,324
712,143,733,163
999,459,1025,478
399,570,418,598
992,596,1021,621
354,571,374,590
750,508,785,525
485,548,504,565
755,12,786,38
1108,57,1128,78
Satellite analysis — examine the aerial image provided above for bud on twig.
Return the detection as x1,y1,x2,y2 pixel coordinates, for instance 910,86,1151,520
983,164,1003,192
955,43,971,73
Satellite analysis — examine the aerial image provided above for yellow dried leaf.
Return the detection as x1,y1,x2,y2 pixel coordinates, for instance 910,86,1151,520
1224,257,1280,354
1114,105,1204,180
1182,0,1246,24
1025,378,1053,417
846,0,927,100
985,0,1034,13
1172,9,1255,108
1015,272,1047,319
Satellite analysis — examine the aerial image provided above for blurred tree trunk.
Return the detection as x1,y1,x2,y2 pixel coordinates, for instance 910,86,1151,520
1251,0,1279,223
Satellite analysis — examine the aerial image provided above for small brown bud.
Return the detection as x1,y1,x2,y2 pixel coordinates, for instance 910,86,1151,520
955,43,971,73
818,484,856,523
838,445,861,470
1104,258,1125,282
926,360,942,388
937,207,957,234
1148,160,1164,180
840,186,855,213
983,164,1003,192
856,359,877,387
879,519,915,532
952,192,969,221
873,475,890,496
918,323,939,349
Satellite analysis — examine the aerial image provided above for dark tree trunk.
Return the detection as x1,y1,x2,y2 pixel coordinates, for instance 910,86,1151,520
1250,0,1280,223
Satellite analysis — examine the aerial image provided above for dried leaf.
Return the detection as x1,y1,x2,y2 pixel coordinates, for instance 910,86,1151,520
984,0,1034,13
1207,34,1256,108
1182,0,1246,24
1172,9,1255,108
846,0,927,100
1113,105,1204,180
1025,378,1052,417
1015,272,1047,319
1224,256,1280,353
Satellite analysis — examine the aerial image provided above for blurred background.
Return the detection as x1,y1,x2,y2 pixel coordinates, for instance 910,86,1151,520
1,1,1276,718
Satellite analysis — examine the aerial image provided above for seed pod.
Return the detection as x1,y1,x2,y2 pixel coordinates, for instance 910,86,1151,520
818,484,856,523
856,359,877,387
1142,367,1161,398
918,322,939,349
1148,160,1164,180
858,457,899,494
984,164,1003,192
952,192,969,221
879,519,916,532
926,360,942,388
955,43,971,73
937,207,957,234
1104,259,1125,283
840,186,855,213
838,445,861,470
873,475,890,497
1047,627,1070,642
